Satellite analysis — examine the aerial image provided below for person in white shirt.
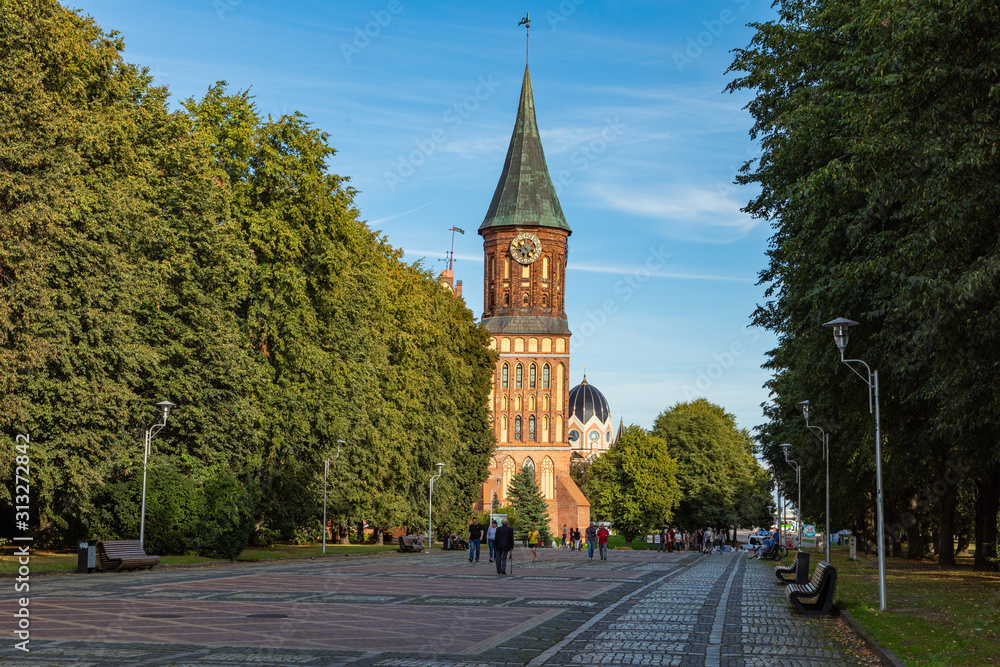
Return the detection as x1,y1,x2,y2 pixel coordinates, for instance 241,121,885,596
486,520,498,563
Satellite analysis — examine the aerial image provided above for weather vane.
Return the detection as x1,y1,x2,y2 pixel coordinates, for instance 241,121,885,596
518,13,530,64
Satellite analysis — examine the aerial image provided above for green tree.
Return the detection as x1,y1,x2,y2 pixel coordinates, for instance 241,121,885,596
726,0,1000,567
652,400,769,534
586,425,681,542
508,466,552,545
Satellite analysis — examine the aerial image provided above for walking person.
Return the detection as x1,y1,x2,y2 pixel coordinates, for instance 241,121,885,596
704,527,713,553
487,519,498,563
468,518,483,563
597,523,610,560
657,528,666,552
585,522,597,559
562,525,568,548
528,524,540,562
494,518,514,575
573,527,582,551
666,528,674,552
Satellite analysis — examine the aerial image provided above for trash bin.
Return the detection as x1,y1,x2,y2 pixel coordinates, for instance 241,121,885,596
794,550,810,585
443,536,451,550
77,540,97,574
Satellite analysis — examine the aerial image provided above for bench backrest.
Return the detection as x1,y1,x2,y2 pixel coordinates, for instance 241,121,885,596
809,561,831,588
100,540,150,558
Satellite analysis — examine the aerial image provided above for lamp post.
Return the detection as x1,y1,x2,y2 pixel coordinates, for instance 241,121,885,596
428,463,445,547
823,317,886,611
139,400,176,547
322,439,345,555
797,400,831,564
780,444,802,550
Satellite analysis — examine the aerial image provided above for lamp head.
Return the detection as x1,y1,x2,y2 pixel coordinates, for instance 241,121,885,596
779,443,792,459
796,400,810,420
822,317,859,353
436,462,445,475
336,439,346,444
155,400,176,420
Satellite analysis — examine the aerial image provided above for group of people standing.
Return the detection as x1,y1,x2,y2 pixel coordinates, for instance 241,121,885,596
655,527,727,553
464,518,614,574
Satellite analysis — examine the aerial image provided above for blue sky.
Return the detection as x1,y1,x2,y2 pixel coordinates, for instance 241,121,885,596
76,0,780,434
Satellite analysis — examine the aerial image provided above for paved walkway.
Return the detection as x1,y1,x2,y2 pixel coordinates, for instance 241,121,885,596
1,547,877,666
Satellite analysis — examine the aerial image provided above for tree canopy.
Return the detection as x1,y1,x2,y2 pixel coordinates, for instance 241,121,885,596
507,465,553,545
727,0,1000,567
585,424,681,542
0,1,496,552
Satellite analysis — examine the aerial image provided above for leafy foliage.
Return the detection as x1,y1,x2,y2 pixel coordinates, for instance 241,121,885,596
586,425,681,542
726,0,1000,565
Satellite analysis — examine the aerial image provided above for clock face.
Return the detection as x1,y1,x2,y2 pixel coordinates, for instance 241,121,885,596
510,233,542,265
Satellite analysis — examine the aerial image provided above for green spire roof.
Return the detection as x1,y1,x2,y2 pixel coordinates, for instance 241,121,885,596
479,67,571,235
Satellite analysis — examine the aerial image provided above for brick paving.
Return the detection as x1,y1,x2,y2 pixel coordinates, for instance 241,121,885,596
1,548,875,666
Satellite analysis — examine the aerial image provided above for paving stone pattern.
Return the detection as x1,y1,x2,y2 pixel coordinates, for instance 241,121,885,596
1,548,871,666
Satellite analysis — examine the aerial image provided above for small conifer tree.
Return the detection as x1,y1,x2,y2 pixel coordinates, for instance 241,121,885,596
508,466,553,545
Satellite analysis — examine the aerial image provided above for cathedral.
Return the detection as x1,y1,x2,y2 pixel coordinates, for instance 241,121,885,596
473,63,615,537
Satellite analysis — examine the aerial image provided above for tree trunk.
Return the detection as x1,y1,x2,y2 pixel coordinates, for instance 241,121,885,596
337,520,350,545
885,505,903,557
904,489,924,559
357,521,365,544
974,467,1000,571
937,483,958,566
374,528,384,545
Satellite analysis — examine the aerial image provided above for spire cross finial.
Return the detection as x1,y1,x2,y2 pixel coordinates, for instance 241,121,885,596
517,13,530,65
583,364,587,381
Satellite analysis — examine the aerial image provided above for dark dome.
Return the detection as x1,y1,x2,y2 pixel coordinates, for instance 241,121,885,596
568,376,610,425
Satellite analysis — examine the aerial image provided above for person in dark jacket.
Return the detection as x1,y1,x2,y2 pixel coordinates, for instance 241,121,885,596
468,519,483,562
493,518,515,575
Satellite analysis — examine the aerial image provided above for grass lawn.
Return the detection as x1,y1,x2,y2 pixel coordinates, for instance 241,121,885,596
0,542,398,574
800,544,1000,666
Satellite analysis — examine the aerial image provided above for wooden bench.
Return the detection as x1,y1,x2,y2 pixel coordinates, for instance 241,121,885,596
775,550,810,584
786,561,837,615
398,536,424,553
96,540,160,571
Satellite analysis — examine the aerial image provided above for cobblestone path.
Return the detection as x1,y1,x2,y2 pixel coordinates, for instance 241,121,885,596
1,549,875,666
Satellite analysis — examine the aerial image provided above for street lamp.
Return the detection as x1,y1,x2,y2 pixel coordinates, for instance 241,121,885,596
139,400,176,547
322,439,345,554
780,444,802,550
797,400,831,564
822,316,887,611
428,463,445,548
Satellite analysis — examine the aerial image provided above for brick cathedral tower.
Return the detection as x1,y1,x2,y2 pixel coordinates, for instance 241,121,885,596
478,65,590,537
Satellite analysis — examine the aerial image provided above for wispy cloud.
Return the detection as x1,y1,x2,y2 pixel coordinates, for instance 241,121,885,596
566,262,753,282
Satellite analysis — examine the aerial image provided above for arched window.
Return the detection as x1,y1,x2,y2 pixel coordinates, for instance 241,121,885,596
542,395,549,411
542,294,548,306
500,416,508,441
528,395,535,410
504,257,510,279
489,457,497,469
504,293,510,307
516,364,523,389
529,364,536,388
542,415,549,441
514,415,522,441
501,395,508,410
502,456,516,499
528,415,536,441
502,363,509,389
541,457,555,500
542,256,549,279
489,256,496,278
522,293,529,306
543,364,550,389
522,457,534,472
515,395,523,411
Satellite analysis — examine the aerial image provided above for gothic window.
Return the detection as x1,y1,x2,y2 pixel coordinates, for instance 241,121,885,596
528,415,536,441
541,457,555,500
489,256,496,278
501,395,507,411
542,395,549,411
502,363,509,389
543,364,550,389
529,364,536,388
504,257,510,279
489,457,497,469
500,416,507,442
514,416,522,441
542,415,549,441
542,256,549,279
515,395,522,411
502,456,516,499
528,395,535,410
504,293,510,307
516,364,523,389
522,293,529,306
522,457,534,472
542,294,548,306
